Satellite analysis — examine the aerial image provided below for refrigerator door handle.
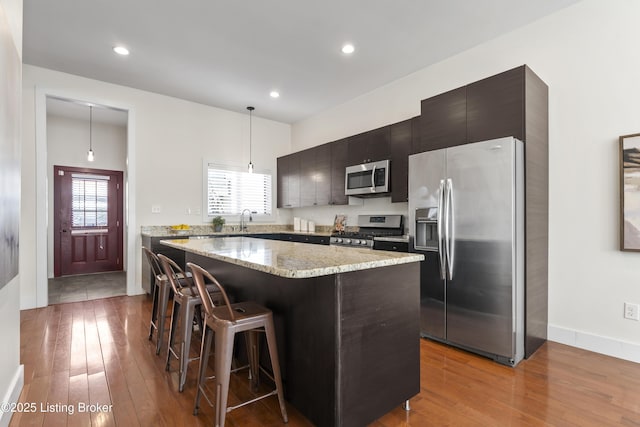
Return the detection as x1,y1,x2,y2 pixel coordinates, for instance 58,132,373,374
437,179,446,280
445,178,455,280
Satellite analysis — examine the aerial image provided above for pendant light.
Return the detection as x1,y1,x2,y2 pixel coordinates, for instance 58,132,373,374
87,105,95,162
247,106,255,173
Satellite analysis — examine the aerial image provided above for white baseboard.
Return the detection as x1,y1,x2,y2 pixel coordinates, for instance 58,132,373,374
0,365,24,427
548,325,640,364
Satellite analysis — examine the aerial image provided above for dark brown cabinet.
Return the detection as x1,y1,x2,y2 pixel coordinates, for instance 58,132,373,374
347,126,391,165
389,118,414,203
415,86,467,153
330,138,349,205
299,144,331,207
466,66,525,143
276,153,300,208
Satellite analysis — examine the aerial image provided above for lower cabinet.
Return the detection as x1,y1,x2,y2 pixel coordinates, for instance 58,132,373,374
268,233,330,245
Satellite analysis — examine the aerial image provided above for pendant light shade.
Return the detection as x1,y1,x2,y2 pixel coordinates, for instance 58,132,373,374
247,106,255,173
87,105,95,162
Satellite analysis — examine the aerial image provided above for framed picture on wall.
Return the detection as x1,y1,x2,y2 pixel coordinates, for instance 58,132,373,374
620,133,640,251
0,23,20,290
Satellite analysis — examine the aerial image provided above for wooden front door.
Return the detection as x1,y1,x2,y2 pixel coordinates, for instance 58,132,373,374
53,165,123,277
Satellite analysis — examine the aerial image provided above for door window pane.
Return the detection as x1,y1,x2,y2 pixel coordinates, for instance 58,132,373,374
71,174,109,227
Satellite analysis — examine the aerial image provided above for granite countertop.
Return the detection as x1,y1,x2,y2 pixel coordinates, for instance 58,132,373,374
141,225,333,238
161,236,423,279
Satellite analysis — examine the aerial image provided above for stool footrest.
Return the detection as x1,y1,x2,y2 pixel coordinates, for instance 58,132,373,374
226,389,278,413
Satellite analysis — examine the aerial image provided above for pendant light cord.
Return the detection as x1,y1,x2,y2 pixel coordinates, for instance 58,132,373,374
89,106,93,151
247,106,255,172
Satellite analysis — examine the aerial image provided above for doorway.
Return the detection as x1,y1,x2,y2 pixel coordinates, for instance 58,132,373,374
53,165,123,276
32,92,138,308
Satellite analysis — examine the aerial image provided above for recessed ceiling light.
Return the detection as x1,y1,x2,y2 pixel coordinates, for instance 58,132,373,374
113,46,130,56
341,44,355,54
270,91,280,98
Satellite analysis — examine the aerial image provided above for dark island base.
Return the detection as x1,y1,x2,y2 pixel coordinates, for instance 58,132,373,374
187,253,420,427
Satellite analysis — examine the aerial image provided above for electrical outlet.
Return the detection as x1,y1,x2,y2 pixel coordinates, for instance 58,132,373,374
624,302,639,321
151,205,161,214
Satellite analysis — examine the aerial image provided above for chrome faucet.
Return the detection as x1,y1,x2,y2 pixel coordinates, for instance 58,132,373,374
240,209,253,232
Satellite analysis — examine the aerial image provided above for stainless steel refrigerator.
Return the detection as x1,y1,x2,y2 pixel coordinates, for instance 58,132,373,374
408,137,524,366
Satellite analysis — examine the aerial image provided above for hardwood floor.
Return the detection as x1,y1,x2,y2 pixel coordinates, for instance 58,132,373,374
11,295,640,426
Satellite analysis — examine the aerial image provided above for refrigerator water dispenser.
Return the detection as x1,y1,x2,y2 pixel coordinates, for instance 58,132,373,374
414,207,439,251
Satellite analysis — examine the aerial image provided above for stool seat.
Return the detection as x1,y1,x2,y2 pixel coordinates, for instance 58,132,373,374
188,262,288,427
212,301,270,323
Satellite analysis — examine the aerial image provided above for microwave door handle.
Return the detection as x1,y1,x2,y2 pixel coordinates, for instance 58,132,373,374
437,179,446,280
370,165,376,191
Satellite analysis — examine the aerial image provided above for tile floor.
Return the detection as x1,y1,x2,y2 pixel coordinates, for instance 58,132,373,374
48,271,126,304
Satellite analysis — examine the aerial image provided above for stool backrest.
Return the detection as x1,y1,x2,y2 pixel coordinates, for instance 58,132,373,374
142,246,163,279
157,254,197,296
187,262,235,322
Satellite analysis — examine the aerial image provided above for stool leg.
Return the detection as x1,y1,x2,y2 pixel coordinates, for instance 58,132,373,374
194,325,213,415
264,316,288,423
155,281,168,355
149,280,159,340
247,330,260,392
179,301,196,392
166,299,180,371
215,327,235,427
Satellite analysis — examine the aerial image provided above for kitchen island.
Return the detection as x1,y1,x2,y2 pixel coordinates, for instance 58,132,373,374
162,237,423,427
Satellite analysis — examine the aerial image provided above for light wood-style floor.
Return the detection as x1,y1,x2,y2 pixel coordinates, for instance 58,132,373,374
11,295,640,426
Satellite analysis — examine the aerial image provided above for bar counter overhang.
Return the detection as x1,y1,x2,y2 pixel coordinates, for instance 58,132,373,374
161,237,423,427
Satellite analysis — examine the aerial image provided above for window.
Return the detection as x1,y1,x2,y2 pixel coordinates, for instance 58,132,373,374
204,163,272,218
71,173,110,227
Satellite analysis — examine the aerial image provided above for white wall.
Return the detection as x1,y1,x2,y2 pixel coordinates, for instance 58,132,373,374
291,0,640,361
46,114,127,277
0,0,23,426
21,66,292,309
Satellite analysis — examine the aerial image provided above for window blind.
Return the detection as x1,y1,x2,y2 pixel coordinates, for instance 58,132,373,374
206,165,272,216
71,174,109,227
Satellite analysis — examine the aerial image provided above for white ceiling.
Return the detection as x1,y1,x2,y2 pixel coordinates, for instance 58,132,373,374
24,0,579,124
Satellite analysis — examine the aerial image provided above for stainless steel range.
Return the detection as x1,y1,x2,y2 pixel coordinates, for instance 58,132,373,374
330,214,404,248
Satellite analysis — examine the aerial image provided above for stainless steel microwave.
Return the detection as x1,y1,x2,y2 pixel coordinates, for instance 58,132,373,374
345,159,390,196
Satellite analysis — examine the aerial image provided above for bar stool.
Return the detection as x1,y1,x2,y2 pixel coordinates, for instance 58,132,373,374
188,262,288,427
158,254,222,392
142,246,183,355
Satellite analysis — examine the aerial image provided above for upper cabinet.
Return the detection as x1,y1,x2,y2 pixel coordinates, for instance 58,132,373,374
347,126,391,165
278,142,336,208
330,138,349,206
299,143,331,207
466,67,524,143
276,153,301,208
415,65,534,152
278,65,546,215
390,118,414,203
414,86,467,153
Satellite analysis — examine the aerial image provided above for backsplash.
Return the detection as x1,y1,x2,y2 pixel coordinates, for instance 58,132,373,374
289,197,409,233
